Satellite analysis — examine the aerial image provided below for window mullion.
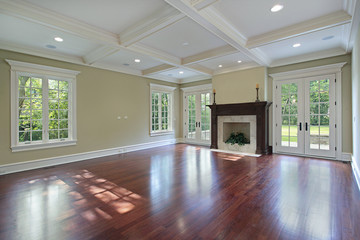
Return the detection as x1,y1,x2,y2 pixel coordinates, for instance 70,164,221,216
43,77,49,142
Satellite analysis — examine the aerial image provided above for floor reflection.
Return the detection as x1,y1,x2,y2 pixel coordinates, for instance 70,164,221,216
11,169,143,239
279,160,331,239
150,154,174,211
185,148,214,198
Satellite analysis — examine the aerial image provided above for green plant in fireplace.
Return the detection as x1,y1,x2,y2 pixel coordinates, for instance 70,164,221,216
225,132,249,146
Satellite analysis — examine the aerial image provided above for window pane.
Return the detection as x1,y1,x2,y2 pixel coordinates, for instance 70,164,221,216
60,120,68,129
49,110,59,119
31,88,42,98
49,130,59,140
49,90,58,99
19,120,30,131
49,80,58,89
310,104,319,114
31,120,42,131
31,99,42,109
319,79,329,91
320,137,330,150
310,136,320,149
59,91,68,100
18,76,31,88
32,131,42,141
60,130,68,139
19,98,31,109
49,120,59,130
59,101,68,110
59,81,69,91
19,131,30,142
320,103,329,114
49,100,59,110
32,110,42,120
31,78,42,88
19,110,30,120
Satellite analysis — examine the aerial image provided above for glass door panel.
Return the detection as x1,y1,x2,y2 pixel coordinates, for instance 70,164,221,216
277,80,304,154
305,76,335,157
187,94,196,140
200,93,211,141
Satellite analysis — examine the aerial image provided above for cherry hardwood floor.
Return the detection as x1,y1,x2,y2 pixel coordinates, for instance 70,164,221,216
0,144,359,240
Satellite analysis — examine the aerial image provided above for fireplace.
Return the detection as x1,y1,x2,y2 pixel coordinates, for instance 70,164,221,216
208,101,272,154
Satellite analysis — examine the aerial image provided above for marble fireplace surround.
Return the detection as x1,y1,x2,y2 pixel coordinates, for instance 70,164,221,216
208,102,272,155
218,115,256,154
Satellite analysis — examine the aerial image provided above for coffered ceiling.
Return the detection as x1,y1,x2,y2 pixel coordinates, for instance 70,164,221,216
0,0,359,83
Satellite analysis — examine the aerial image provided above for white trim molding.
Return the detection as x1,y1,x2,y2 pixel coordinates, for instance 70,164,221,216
0,139,178,176
352,156,360,191
180,83,212,93
271,62,347,161
6,59,80,152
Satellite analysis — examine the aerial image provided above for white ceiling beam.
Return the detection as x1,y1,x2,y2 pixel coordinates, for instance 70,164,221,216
129,43,182,65
82,46,120,65
186,63,213,75
165,0,270,66
182,44,237,65
120,6,186,47
142,64,176,75
0,0,119,46
269,48,347,67
189,0,219,10
247,11,352,49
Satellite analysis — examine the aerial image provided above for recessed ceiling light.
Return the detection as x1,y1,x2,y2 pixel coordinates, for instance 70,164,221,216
237,60,242,63
54,37,63,42
182,42,189,46
45,44,56,49
322,36,334,41
292,43,301,48
123,63,130,66
218,64,223,68
134,59,141,63
179,71,184,74
271,4,284,12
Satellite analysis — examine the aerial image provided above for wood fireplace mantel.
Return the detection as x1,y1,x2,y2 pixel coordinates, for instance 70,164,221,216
208,101,272,154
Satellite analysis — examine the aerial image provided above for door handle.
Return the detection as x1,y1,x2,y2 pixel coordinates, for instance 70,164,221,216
199,122,201,128
305,122,308,131
196,122,198,127
299,122,302,131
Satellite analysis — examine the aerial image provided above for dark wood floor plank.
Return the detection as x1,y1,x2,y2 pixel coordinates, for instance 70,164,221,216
0,144,359,240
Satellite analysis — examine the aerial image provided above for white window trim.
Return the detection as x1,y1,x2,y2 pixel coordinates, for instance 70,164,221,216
149,83,176,136
6,59,80,152
270,62,346,160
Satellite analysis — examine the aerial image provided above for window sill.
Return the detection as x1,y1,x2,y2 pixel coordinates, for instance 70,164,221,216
11,140,77,152
150,131,174,137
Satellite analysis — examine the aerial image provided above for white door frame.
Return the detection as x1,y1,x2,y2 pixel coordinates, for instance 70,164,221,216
181,84,212,146
270,62,346,160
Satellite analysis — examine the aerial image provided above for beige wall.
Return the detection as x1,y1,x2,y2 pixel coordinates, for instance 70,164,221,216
212,67,266,104
268,54,352,153
352,24,360,167
0,49,180,166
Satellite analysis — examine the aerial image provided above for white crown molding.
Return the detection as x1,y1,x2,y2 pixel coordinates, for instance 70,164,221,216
213,61,260,75
0,0,119,46
247,11,352,49
269,62,347,81
0,139,178,175
120,5,185,47
150,83,177,91
82,46,120,65
6,59,80,77
182,44,237,65
142,64,177,75
180,83,212,92
269,47,347,68
165,0,270,66
345,0,360,51
178,75,211,83
0,40,85,65
89,62,143,76
146,74,180,83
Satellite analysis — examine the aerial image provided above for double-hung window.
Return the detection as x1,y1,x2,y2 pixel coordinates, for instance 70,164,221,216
150,83,176,136
7,60,79,152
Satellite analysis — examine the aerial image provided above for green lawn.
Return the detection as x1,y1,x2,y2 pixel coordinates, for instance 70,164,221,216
282,125,329,142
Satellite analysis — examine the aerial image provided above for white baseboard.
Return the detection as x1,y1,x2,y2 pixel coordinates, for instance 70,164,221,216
341,152,353,161
352,156,360,191
0,139,178,175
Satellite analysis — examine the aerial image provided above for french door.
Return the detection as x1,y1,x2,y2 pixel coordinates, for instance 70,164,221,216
275,74,336,158
184,91,211,144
